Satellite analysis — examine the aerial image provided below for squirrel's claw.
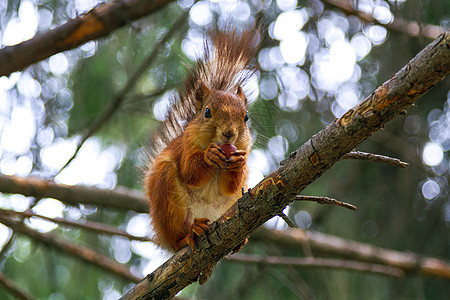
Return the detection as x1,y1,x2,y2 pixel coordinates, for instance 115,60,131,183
186,218,210,249
227,154,246,171
191,218,210,236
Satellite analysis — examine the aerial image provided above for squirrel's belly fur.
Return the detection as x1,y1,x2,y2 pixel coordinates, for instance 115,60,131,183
186,171,237,224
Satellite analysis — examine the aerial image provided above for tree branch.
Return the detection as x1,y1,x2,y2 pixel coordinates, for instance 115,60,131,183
253,227,450,280
0,215,141,283
0,173,147,212
120,32,450,299
323,0,443,39
0,209,152,242
0,271,35,300
228,253,404,278
0,0,175,77
342,151,409,168
295,195,356,210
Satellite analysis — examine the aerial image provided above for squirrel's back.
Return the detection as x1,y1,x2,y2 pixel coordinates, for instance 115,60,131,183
150,26,260,160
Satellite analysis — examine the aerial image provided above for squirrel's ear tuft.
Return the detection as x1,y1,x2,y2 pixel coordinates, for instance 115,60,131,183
195,82,211,111
236,85,247,104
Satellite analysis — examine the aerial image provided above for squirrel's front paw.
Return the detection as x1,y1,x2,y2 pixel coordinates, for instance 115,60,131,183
205,143,246,170
205,143,228,169
227,150,246,171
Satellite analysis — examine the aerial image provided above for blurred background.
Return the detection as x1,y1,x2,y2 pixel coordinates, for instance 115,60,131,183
0,0,449,299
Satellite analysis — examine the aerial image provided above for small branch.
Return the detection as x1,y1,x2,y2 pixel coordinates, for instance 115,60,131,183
254,227,450,280
0,271,36,300
0,209,152,242
295,196,356,211
228,253,404,278
276,213,296,228
0,0,176,76
0,215,141,283
342,151,409,168
56,11,188,176
0,173,147,212
323,0,443,39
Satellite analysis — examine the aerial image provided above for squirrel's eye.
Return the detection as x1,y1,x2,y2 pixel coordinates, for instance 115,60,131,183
205,108,212,118
244,112,249,122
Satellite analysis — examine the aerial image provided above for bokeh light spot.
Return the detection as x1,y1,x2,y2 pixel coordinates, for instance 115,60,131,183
422,179,440,200
422,142,444,166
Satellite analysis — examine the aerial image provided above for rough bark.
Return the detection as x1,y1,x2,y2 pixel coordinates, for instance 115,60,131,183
0,0,175,77
120,32,450,299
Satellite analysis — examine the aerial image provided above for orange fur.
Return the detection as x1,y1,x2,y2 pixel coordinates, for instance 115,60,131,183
145,27,260,251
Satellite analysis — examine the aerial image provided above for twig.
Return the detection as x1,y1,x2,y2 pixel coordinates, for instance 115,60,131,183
295,195,357,211
0,0,176,77
254,227,450,280
0,215,141,283
228,253,404,278
342,151,409,168
0,271,36,300
0,173,148,212
56,12,189,176
0,209,152,242
122,84,177,113
276,213,296,228
268,267,308,299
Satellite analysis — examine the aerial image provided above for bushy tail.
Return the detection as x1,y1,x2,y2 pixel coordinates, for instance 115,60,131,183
186,26,261,102
149,26,260,160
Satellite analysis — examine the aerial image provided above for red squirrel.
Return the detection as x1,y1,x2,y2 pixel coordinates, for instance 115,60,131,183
145,27,260,251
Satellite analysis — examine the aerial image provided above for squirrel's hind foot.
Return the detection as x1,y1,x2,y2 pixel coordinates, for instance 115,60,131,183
185,218,210,249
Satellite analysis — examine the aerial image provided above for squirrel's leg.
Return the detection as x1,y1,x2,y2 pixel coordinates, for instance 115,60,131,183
179,149,214,187
146,158,189,251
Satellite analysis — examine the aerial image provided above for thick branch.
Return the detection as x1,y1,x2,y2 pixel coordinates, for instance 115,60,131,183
121,32,450,299
0,0,175,77
0,215,140,283
253,228,450,280
0,173,147,213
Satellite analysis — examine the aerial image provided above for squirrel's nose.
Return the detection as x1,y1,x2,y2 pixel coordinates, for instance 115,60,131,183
222,130,235,139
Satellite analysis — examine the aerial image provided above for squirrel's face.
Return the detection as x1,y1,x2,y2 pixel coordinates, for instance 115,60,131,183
193,87,251,150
